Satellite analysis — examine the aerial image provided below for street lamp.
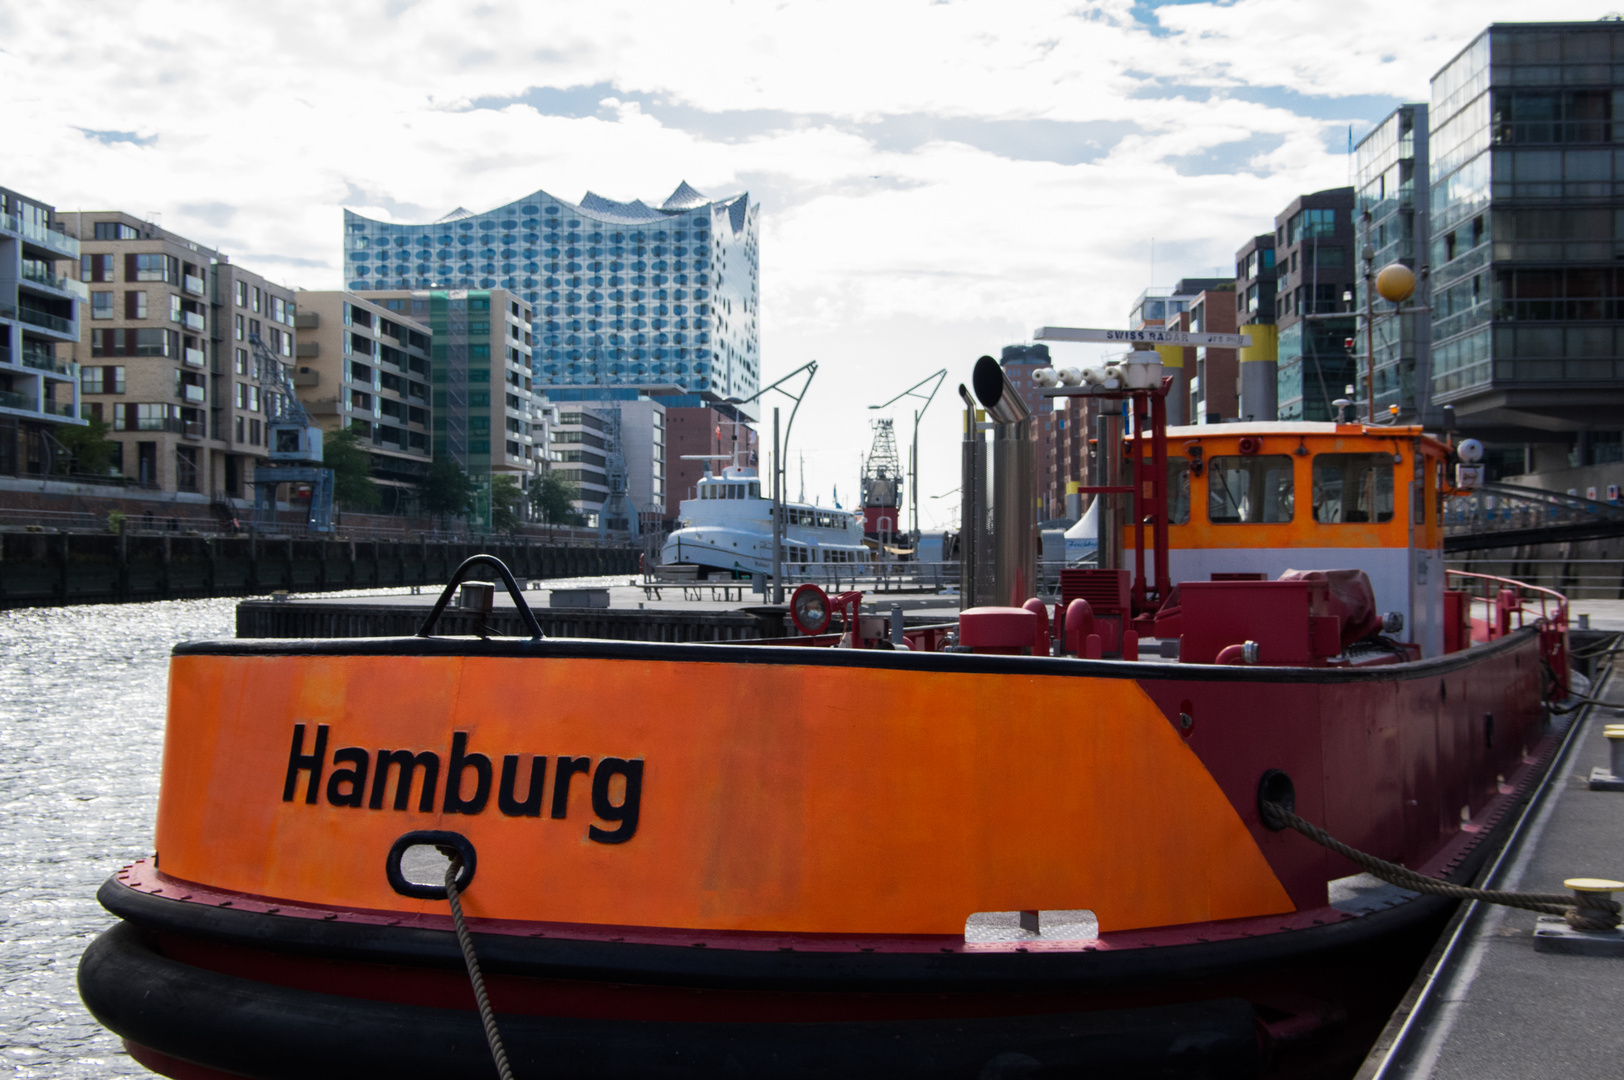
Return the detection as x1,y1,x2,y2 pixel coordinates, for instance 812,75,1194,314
868,369,948,543
726,360,819,604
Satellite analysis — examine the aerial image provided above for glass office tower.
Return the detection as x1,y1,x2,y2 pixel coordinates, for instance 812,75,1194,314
1354,104,1432,422
1429,23,1624,447
343,183,760,414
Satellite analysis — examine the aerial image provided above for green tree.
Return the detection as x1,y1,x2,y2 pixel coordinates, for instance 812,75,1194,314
489,474,523,533
420,457,478,526
54,415,119,477
529,468,580,526
324,425,381,511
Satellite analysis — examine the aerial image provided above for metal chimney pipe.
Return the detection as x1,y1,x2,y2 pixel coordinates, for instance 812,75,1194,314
971,356,1036,607
1096,405,1123,572
958,384,987,609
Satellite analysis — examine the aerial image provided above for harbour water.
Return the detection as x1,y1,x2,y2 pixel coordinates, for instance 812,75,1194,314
0,598,239,1077
0,580,623,1078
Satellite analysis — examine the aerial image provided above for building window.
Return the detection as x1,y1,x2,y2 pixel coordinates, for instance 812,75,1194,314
92,222,138,241
271,296,286,323
125,291,147,319
130,253,173,282
235,314,244,341
235,348,248,375
252,286,261,313
236,281,247,307
91,291,114,319
176,446,199,493
81,365,125,395
81,254,114,283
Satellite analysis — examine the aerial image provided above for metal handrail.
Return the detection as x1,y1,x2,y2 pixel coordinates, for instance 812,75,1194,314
1445,568,1569,637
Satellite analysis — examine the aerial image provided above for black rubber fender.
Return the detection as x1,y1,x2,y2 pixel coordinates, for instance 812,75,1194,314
79,920,1261,1080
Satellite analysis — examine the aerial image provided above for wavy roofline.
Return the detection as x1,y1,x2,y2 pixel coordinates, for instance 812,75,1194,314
344,185,752,230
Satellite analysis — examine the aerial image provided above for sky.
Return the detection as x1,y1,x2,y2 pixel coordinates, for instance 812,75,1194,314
1,0,1606,528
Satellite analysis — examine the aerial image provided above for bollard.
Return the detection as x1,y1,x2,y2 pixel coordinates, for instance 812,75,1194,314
890,604,905,646
1592,728,1624,791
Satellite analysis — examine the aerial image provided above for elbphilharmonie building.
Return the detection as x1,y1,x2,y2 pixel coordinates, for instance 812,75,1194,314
342,182,760,411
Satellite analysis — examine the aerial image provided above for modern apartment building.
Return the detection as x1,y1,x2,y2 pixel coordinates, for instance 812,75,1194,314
1427,22,1624,482
0,185,84,477
1272,188,1359,421
341,182,761,414
66,212,297,497
1129,278,1230,425
550,404,612,526
1354,103,1433,423
292,292,433,509
1185,286,1240,424
1233,234,1279,420
544,394,667,528
356,289,537,519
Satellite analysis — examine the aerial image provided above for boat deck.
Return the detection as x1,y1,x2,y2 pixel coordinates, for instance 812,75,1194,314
1360,650,1624,1079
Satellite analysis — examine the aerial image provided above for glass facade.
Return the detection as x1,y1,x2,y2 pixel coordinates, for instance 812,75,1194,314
1272,188,1357,421
1354,104,1432,419
1428,24,1624,427
342,183,760,413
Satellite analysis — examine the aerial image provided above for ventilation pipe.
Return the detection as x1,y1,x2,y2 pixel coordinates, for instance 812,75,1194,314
971,355,1036,607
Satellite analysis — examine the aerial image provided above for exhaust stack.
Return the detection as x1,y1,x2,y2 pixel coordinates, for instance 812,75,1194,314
970,356,1036,607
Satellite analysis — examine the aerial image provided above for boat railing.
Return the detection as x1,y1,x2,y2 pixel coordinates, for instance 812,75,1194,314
1445,568,1568,641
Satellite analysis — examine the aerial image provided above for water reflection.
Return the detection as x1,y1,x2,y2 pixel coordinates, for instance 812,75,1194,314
0,598,238,1077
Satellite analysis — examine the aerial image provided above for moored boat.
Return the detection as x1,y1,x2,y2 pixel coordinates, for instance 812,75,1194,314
80,362,1577,1080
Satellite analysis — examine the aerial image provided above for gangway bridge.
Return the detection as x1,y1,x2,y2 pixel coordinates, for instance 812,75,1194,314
1444,482,1624,552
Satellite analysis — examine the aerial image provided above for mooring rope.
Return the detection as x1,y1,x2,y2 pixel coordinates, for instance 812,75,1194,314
444,854,516,1080
1260,800,1621,933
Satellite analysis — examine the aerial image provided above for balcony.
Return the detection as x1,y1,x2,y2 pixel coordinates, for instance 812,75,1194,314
41,399,78,419
0,389,39,412
307,397,343,416
184,347,206,368
21,349,74,377
182,384,206,404
1,212,80,259
182,420,206,439
20,262,90,299
4,303,76,337
183,274,206,296
182,311,206,332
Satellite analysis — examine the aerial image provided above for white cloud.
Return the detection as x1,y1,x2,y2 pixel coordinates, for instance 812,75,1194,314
1,0,1597,516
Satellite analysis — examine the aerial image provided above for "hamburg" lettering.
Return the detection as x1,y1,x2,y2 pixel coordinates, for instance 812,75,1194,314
281,724,643,844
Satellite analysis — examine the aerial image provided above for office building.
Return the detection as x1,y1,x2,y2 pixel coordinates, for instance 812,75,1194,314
1233,234,1279,420
0,185,84,477
341,183,761,414
358,289,538,518
67,212,297,497
1353,104,1433,423
1272,188,1359,421
292,292,433,509
1427,22,1624,485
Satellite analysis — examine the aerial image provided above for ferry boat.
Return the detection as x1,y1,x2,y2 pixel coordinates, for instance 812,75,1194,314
79,360,1578,1080
660,464,873,579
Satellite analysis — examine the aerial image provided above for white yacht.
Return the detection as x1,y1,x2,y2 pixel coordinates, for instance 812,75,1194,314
661,465,873,579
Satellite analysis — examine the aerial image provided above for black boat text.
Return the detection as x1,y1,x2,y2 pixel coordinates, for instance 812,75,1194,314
280,724,643,843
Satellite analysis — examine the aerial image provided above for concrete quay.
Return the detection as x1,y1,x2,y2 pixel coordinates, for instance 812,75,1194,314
235,577,962,641
1357,651,1624,1080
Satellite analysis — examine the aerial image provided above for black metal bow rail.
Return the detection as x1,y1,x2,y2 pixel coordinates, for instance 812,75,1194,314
0,531,636,610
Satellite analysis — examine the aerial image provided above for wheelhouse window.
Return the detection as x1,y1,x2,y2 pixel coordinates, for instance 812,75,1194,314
1138,457,1192,525
1207,455,1295,523
1312,453,1394,523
